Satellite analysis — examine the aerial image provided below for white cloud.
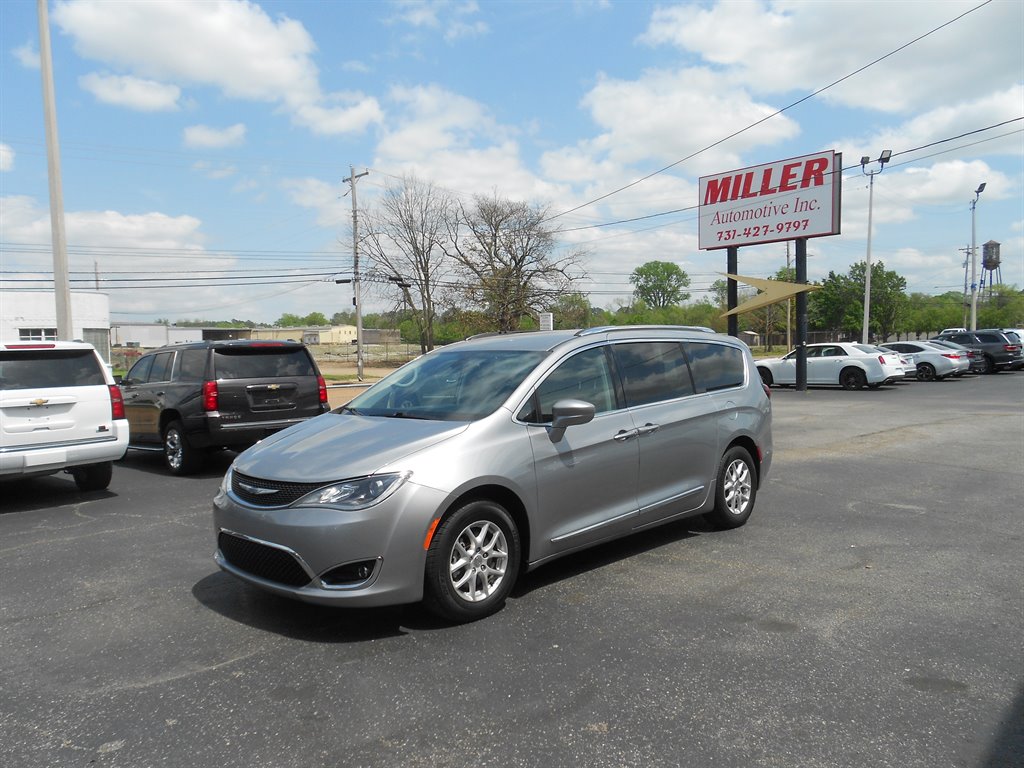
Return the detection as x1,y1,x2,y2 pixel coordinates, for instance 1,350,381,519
78,72,181,111
184,124,247,149
0,143,13,172
578,67,801,172
52,0,382,135
639,0,1023,114
281,178,349,230
13,42,40,69
387,1,489,42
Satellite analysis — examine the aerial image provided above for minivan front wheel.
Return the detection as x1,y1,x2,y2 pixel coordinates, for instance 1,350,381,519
163,421,201,475
424,500,521,623
705,446,757,530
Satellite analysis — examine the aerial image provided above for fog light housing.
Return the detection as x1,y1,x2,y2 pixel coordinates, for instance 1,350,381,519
320,558,379,587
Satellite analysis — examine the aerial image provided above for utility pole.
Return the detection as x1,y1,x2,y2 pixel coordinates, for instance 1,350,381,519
344,166,369,380
37,0,72,340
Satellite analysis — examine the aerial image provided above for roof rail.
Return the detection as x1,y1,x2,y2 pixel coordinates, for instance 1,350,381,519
575,325,717,337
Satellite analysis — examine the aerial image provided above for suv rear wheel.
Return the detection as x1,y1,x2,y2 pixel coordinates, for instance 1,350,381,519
71,461,113,491
163,421,201,475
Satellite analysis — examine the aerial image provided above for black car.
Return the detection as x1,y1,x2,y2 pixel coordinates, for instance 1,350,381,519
121,340,330,474
932,330,1023,374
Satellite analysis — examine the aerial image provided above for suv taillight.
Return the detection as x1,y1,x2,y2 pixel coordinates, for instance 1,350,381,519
317,374,328,405
878,355,887,364
109,385,125,420
202,380,218,412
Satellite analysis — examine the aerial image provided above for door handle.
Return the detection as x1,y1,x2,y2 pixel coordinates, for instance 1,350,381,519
613,429,639,442
636,423,660,436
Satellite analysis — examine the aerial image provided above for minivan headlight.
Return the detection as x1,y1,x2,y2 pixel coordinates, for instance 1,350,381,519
296,472,410,510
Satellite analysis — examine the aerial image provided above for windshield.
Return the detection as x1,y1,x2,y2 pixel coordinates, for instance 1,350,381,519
347,349,546,421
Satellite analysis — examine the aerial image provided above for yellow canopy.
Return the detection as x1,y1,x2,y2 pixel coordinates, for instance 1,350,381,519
719,273,820,317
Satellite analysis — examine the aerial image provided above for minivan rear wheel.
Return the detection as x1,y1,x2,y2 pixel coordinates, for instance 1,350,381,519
163,421,201,475
424,500,521,623
705,446,757,530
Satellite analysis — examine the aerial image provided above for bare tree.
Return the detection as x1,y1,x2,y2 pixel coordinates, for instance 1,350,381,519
445,193,586,332
361,176,453,352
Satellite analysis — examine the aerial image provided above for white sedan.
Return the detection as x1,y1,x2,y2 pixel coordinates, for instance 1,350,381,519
879,341,963,381
756,342,905,390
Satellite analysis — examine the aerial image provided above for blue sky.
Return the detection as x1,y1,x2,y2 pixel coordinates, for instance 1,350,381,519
1,0,1022,324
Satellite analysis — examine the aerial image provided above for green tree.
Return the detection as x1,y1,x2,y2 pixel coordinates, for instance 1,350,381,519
629,261,690,308
808,271,861,337
304,312,329,326
850,260,907,341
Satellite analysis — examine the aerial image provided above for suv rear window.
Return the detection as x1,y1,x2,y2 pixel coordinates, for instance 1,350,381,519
0,349,105,389
213,347,317,379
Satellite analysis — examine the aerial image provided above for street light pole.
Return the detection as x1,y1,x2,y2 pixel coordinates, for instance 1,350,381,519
860,150,891,344
969,183,986,331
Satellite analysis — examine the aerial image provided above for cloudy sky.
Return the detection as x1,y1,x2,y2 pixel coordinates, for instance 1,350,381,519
1,0,1021,323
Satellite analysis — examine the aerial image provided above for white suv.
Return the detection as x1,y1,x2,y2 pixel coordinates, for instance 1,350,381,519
0,341,129,491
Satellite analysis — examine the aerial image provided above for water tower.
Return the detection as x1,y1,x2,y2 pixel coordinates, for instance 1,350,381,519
979,240,1001,299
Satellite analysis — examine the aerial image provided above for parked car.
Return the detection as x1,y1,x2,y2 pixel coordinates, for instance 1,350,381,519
213,326,773,623
756,342,904,390
879,347,917,380
121,340,330,474
0,341,128,490
878,341,961,381
927,339,982,374
932,330,1023,373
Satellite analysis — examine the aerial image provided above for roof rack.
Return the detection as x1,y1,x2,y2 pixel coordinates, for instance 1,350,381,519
575,325,717,337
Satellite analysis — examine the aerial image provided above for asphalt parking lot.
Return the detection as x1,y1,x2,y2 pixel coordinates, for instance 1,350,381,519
1,373,1021,768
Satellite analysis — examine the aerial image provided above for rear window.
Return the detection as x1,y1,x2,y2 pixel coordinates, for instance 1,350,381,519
685,342,745,392
213,347,317,379
0,349,105,390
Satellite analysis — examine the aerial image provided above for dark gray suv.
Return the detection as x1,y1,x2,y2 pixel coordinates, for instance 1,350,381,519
932,330,1023,373
213,326,773,623
122,340,330,474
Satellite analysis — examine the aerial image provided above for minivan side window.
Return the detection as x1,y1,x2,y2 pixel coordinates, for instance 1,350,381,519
612,342,694,407
520,347,617,423
686,342,745,392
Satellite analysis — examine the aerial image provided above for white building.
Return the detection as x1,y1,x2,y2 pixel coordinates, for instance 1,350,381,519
0,291,112,359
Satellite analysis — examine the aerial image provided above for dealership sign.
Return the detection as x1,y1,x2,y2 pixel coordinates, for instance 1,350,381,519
698,150,842,250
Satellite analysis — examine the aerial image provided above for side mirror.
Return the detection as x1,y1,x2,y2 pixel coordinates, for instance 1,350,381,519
549,399,595,442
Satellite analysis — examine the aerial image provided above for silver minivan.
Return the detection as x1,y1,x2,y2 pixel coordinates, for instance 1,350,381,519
213,326,773,622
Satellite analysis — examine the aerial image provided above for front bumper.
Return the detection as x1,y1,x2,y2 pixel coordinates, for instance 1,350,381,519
212,478,448,607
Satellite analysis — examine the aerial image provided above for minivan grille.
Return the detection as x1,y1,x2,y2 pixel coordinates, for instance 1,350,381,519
231,471,325,507
218,532,311,587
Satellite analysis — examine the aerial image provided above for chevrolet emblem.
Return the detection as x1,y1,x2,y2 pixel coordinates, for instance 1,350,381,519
31,398,49,406
267,384,281,391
